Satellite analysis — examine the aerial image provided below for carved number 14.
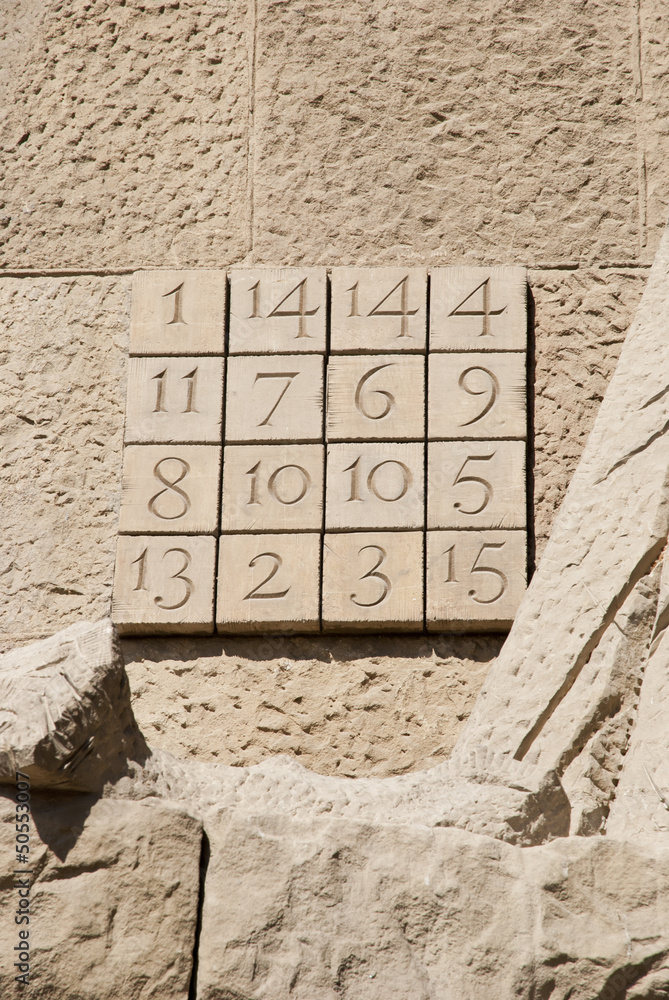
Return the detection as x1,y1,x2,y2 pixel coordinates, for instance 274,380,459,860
444,541,508,604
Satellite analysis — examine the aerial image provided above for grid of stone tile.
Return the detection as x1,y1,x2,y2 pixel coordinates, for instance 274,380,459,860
112,266,527,634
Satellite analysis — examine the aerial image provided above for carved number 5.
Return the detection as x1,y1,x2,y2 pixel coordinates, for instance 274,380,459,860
351,545,391,607
469,543,507,604
453,454,494,515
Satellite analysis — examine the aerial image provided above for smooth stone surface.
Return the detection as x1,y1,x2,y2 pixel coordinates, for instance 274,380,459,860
119,445,221,535
429,267,527,352
229,268,327,354
427,439,526,530
326,354,426,441
325,443,425,530
428,351,526,440
130,270,227,356
224,354,325,444
124,357,225,445
329,267,427,353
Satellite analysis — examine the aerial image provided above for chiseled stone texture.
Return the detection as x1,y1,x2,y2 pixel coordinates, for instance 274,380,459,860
0,793,202,1000
0,0,249,269
123,633,500,777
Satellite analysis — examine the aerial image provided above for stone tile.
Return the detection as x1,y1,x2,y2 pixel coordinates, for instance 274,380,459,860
428,352,526,440
326,443,425,530
326,354,425,441
119,445,221,535
225,355,324,443
220,444,324,532
426,529,526,631
124,357,224,444
429,267,526,352
112,534,216,634
229,268,327,354
428,440,526,529
217,533,321,632
322,530,423,630
330,267,427,353
130,270,226,355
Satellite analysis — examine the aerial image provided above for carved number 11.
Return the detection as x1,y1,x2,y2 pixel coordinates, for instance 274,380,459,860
152,368,198,413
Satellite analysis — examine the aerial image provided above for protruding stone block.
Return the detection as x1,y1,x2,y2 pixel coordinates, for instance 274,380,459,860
217,533,321,632
429,266,526,352
220,444,324,532
426,529,526,630
112,534,216,634
326,355,425,441
428,440,526,529
124,356,224,444
322,530,423,630
330,267,427,353
225,355,324,443
229,267,327,353
326,442,425,529
119,445,221,534
130,270,226,355
428,352,526,440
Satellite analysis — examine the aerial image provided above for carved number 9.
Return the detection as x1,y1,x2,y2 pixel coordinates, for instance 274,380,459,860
458,366,499,426
354,364,396,420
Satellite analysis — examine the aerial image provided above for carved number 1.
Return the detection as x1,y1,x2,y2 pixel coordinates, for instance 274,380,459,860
163,282,186,325
152,368,199,413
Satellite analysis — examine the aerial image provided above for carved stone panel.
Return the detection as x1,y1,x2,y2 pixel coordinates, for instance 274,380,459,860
322,531,424,630
130,270,227,356
220,444,324,532
224,355,324,443
124,357,224,444
429,266,527,352
330,267,427,353
326,355,425,441
426,529,527,630
112,535,216,634
427,440,526,530
229,268,327,354
326,442,425,530
216,532,321,631
119,445,221,535
428,352,526,440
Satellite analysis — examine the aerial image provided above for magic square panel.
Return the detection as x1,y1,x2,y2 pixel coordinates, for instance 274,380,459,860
114,266,529,633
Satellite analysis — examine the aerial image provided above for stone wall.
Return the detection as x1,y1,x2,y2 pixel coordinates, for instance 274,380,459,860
1,0,666,776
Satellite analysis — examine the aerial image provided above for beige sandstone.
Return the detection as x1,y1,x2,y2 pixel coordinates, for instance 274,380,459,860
224,354,325,443
427,439,526,530
130,270,227,357
229,268,327,353
429,267,527,351
326,355,426,441
124,356,225,446
329,267,427,353
325,442,424,530
427,351,526,441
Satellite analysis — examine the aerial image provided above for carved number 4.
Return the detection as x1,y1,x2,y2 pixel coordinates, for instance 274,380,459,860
347,275,418,338
449,278,506,337
248,278,319,338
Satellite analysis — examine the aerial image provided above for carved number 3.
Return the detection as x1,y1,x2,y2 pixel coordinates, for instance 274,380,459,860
351,545,391,607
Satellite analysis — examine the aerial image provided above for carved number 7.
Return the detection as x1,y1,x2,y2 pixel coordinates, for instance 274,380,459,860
254,372,298,427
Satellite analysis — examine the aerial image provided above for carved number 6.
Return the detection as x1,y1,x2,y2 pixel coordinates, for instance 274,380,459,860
469,543,507,604
354,364,396,420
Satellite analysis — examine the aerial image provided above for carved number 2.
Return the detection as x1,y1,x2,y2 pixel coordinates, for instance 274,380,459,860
244,553,290,600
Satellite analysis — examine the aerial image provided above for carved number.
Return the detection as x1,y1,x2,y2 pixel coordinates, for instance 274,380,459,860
347,276,418,338
344,457,412,503
152,367,198,414
132,546,194,610
163,282,186,326
147,458,191,520
354,364,395,420
351,545,391,607
248,278,319,338
452,454,494,515
458,366,499,426
469,542,508,604
254,371,298,426
243,552,290,600
449,278,506,337
246,462,311,506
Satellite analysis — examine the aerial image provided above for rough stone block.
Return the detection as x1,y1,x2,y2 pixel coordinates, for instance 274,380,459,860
119,445,221,534
429,266,527,352
326,354,425,441
225,355,324,443
428,351,526,439
217,532,321,631
322,530,423,630
112,534,216,635
124,356,224,444
229,267,327,353
326,442,425,529
426,529,526,630
220,444,324,533
428,440,526,529
130,269,226,355
330,267,427,352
